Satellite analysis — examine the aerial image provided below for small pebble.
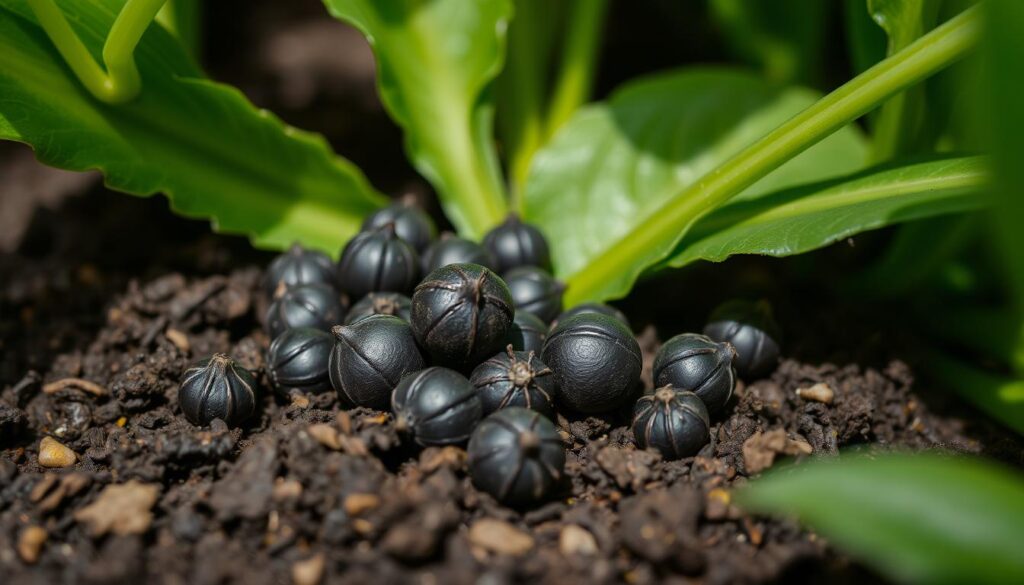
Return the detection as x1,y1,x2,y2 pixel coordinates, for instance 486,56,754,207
468,519,534,556
306,424,342,450
291,553,325,585
796,382,834,404
343,493,381,516
17,525,47,563
559,524,598,556
38,437,77,468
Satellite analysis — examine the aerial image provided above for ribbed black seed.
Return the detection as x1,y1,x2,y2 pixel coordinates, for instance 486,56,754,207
652,333,737,414
178,354,257,427
345,292,412,324
391,367,482,446
504,266,564,323
504,311,548,354
470,346,556,419
631,386,710,460
410,263,514,367
703,300,782,379
262,243,336,297
468,407,565,506
421,232,496,273
361,200,437,252
337,224,420,299
328,315,425,410
554,303,630,331
265,283,345,339
541,313,641,414
482,213,551,273
266,327,333,395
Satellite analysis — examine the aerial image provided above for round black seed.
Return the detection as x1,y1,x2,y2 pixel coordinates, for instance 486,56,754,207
345,292,412,324
470,346,556,419
467,407,565,506
631,386,710,460
328,315,425,410
410,263,514,367
178,354,257,427
421,232,496,273
652,333,737,415
361,201,437,252
391,367,482,446
266,327,333,395
504,266,564,323
265,283,345,339
703,300,781,379
541,313,641,414
481,213,551,273
337,224,420,299
262,243,336,297
554,303,630,331
504,311,548,354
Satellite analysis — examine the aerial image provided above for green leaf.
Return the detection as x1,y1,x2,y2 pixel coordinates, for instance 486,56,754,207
844,0,888,75
664,156,987,268
523,68,869,281
738,453,1024,585
0,0,384,254
323,0,510,238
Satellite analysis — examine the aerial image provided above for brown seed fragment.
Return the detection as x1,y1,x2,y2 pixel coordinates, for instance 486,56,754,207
559,524,598,556
796,382,835,404
41,377,107,397
74,481,160,537
343,493,381,516
742,429,813,474
306,423,342,450
17,526,47,563
291,553,325,585
165,328,190,352
38,436,77,468
467,519,534,556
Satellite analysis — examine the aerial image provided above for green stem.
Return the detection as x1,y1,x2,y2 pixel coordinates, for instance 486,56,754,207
565,6,980,305
545,0,609,139
921,346,1024,436
27,0,167,104
156,0,201,59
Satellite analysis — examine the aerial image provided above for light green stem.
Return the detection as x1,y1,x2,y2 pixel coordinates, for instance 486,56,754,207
545,0,609,139
565,6,980,305
27,0,167,103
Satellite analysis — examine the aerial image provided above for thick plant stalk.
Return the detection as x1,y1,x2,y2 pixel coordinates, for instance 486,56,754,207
546,0,609,138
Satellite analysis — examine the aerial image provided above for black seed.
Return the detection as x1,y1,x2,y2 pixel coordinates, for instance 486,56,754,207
470,346,556,419
504,311,548,354
410,263,514,368
468,407,565,506
554,303,630,331
504,266,564,323
328,315,425,410
262,243,336,297
421,232,496,273
178,354,257,427
391,367,482,446
345,292,412,324
361,201,437,252
541,313,641,414
703,300,781,379
631,386,710,460
482,213,551,273
337,224,420,299
265,283,345,339
266,327,333,395
652,333,737,415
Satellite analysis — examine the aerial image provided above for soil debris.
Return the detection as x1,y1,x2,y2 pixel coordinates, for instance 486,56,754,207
16,526,47,564
742,429,814,475
796,382,835,404
468,519,535,557
74,481,160,536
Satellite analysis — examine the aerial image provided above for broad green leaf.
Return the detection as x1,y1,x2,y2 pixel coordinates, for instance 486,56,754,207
523,68,869,280
663,156,986,268
323,0,510,238
0,0,384,254
739,453,1024,585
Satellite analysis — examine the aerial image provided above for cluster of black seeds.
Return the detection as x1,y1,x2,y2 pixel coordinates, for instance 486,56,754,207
176,202,783,506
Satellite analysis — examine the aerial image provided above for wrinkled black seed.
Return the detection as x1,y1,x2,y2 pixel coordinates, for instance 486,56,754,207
505,311,548,354
410,263,514,367
262,243,336,297
632,386,710,460
421,233,496,273
265,283,345,338
470,346,556,419
329,315,425,410
652,333,737,415
482,213,551,273
504,266,564,323
554,303,630,331
266,327,333,395
541,313,641,414
361,201,437,252
345,292,412,324
468,407,565,506
178,354,257,427
337,224,420,299
703,300,781,379
391,367,482,446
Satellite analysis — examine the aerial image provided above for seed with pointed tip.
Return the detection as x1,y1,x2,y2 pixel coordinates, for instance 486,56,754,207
262,243,336,298
265,283,345,339
703,300,782,379
652,333,737,415
345,292,412,324
421,232,496,273
361,201,437,252
482,213,551,273
391,367,482,446
470,346,556,419
554,303,630,331
178,354,257,427
505,311,548,354
337,224,420,299
266,327,333,395
329,315,425,410
631,386,709,460
468,407,565,506
504,266,564,323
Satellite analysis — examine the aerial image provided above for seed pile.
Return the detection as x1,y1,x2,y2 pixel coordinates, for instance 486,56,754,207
178,202,784,506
